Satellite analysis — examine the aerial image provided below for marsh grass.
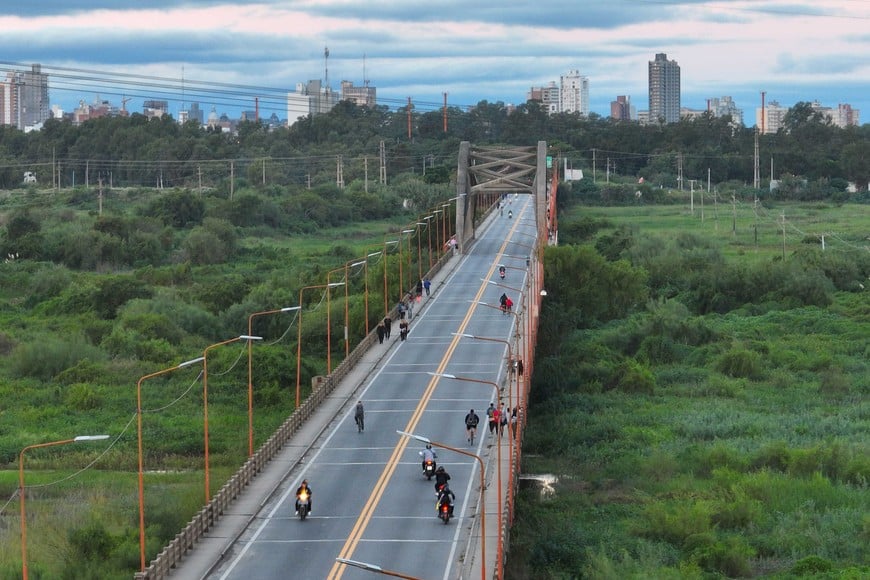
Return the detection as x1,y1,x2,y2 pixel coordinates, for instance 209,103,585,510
507,203,869,579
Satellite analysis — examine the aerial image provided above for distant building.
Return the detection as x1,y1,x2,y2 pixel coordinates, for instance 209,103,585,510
0,64,50,130
143,100,169,118
707,96,744,126
756,100,788,134
559,69,589,115
180,102,204,125
834,103,859,127
610,95,633,120
527,81,559,114
648,53,680,124
340,80,376,108
285,79,340,127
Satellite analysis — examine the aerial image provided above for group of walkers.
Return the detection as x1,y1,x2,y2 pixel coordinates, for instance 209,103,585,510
486,401,516,437
378,277,432,344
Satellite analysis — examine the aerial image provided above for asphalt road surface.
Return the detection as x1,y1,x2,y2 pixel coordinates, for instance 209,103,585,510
209,195,536,580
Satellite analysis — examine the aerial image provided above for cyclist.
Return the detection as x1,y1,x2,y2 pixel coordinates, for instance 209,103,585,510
464,408,480,444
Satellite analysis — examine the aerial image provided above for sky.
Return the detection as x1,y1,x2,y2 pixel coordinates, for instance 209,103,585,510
1,0,868,125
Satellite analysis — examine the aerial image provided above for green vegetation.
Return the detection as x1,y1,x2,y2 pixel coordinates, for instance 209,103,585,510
0,100,866,578
506,185,869,579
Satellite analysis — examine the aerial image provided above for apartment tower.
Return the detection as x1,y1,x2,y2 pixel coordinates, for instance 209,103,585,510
648,53,680,124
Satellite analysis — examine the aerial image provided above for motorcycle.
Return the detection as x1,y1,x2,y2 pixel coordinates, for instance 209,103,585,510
423,459,436,480
508,210,513,219
437,497,452,524
296,490,310,521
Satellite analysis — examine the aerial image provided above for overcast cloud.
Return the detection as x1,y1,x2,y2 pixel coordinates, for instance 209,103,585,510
0,0,867,123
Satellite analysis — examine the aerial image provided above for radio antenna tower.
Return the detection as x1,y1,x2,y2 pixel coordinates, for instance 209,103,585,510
324,46,330,91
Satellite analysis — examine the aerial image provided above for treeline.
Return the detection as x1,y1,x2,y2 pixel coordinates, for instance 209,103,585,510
0,99,868,193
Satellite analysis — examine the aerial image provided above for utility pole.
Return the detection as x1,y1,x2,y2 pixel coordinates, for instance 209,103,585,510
677,154,684,191
336,155,344,188
753,128,760,190
98,177,103,216
689,179,696,216
781,211,786,259
592,148,597,183
442,92,448,133
379,140,387,185
407,97,413,140
364,156,369,193
731,194,737,236
230,161,234,200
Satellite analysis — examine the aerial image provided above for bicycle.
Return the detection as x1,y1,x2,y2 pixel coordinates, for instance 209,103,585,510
466,425,476,445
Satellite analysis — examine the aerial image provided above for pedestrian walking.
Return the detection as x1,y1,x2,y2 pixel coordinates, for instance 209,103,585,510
415,279,423,301
397,301,406,320
399,320,409,341
423,277,431,296
499,403,508,436
407,298,414,320
354,401,365,432
376,323,385,344
383,316,392,338
486,403,497,435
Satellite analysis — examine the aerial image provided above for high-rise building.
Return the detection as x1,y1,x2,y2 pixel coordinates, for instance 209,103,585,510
560,69,589,115
1,64,50,129
610,95,632,120
340,80,376,108
707,96,744,126
527,82,559,114
756,100,788,134
648,53,680,124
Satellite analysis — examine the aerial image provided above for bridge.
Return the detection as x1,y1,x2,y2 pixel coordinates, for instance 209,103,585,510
136,142,557,580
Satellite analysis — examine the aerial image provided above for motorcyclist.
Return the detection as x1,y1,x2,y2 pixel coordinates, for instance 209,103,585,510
295,479,312,514
507,210,513,219
420,444,437,472
434,465,451,494
499,265,506,279
437,483,455,517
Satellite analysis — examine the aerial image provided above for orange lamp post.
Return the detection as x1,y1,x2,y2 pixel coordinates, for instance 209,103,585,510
326,267,349,374
427,372,504,579
397,430,487,580
335,558,423,580
247,306,299,456
20,435,109,580
203,335,261,502
137,357,203,572
295,283,344,408
383,240,398,313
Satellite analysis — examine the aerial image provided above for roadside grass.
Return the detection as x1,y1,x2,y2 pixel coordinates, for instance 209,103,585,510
507,202,869,579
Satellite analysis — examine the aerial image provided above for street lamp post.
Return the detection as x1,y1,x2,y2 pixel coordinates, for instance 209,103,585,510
361,251,382,334
416,220,429,280
295,283,344,408
397,430,487,580
247,307,299,457
326,268,351,374
335,558,423,580
427,371,504,579
203,335,262,502
383,240,399,315
137,357,203,572
20,435,109,580
400,229,415,299
431,210,443,264
420,215,431,268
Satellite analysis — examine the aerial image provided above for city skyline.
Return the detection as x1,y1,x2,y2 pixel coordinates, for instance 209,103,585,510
0,1,867,124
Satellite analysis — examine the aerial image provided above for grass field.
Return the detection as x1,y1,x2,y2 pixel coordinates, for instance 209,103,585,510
506,201,869,579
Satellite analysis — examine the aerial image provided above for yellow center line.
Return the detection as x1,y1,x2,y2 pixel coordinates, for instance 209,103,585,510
330,211,527,579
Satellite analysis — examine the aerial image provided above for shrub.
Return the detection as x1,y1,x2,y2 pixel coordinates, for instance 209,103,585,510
65,383,103,411
614,359,656,394
634,502,712,545
791,555,833,575
68,520,116,561
715,348,762,379
690,535,754,577
9,336,107,380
